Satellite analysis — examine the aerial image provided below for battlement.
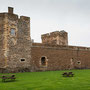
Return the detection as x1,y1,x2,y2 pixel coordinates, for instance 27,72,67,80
41,30,68,45
42,30,67,38
0,7,30,23
32,43,90,51
20,16,30,22
51,30,67,37
50,31,60,35
41,33,50,38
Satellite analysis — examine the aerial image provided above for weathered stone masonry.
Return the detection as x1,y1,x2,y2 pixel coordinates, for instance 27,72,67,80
41,30,68,45
0,7,31,73
0,7,90,73
31,43,90,71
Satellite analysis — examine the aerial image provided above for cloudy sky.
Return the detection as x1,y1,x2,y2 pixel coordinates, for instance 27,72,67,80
1,0,90,47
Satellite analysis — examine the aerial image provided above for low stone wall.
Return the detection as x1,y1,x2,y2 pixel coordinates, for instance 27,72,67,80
31,43,90,71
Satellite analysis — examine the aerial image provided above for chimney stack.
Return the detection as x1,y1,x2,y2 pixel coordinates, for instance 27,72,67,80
8,7,13,14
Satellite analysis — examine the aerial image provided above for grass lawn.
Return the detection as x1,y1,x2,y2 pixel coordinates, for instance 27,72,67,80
0,69,90,90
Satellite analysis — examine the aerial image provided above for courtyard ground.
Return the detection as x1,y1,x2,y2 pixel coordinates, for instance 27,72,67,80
0,69,90,90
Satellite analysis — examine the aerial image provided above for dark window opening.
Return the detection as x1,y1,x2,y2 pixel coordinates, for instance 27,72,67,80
77,61,81,64
21,59,25,61
41,57,46,66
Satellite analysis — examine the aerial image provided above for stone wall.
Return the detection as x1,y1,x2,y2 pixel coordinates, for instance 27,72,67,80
0,14,6,68
31,43,90,71
0,7,32,73
41,30,68,45
1,7,90,73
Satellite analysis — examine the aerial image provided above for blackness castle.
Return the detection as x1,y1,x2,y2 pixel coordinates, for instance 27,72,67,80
0,7,90,73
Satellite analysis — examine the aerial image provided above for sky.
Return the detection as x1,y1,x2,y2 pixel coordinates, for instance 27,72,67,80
0,0,90,47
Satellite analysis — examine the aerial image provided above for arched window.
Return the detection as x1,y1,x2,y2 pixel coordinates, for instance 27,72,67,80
41,57,47,66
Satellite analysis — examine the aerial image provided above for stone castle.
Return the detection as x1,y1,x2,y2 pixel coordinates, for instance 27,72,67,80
0,7,90,73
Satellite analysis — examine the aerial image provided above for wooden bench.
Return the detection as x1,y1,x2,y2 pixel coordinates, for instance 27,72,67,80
2,74,16,82
62,72,74,77
62,72,68,77
68,72,74,77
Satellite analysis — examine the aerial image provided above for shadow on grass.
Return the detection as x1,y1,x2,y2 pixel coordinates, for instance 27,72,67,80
1,80,18,83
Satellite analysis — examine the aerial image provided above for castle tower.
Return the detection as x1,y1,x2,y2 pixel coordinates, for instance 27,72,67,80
0,7,31,72
41,30,68,45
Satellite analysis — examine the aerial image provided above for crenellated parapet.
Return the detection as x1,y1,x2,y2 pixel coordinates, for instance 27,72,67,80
41,30,68,45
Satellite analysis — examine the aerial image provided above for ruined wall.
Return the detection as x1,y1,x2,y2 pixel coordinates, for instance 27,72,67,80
31,43,90,71
41,30,68,45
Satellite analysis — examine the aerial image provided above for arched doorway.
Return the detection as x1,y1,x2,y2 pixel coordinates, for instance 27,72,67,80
41,57,46,66
40,56,48,67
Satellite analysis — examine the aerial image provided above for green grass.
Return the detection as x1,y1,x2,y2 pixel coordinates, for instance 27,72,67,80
0,69,90,90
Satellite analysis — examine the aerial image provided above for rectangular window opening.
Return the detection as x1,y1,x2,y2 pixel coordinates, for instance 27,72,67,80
11,28,15,35
21,59,25,61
